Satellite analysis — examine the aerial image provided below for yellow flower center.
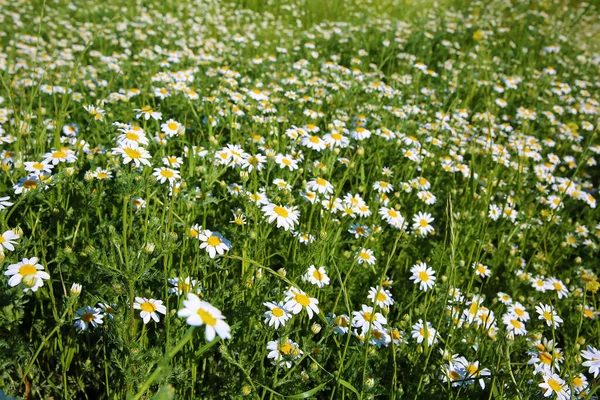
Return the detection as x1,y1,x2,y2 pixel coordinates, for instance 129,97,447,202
53,151,67,159
24,180,38,189
539,352,552,365
272,307,284,317
294,293,311,307
19,264,37,276
312,269,323,281
207,236,222,247
547,378,562,392
160,169,174,178
419,219,429,227
124,148,142,159
140,302,157,313
82,312,95,323
279,342,292,355
273,206,289,218
197,308,217,326
419,271,430,282
376,292,387,302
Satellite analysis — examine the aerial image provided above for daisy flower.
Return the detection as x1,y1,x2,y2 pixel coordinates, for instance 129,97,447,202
24,160,53,175
411,319,438,346
539,372,570,400
97,303,116,320
283,287,319,319
198,230,231,258
328,313,350,335
43,148,77,165
112,143,152,167
263,302,291,329
161,119,183,137
509,302,530,322
4,257,50,292
352,304,387,333
116,126,149,146
274,153,299,171
262,203,300,231
373,181,393,194
266,339,302,369
535,303,563,328
177,293,231,341
168,277,200,295
367,286,395,307
304,265,330,288
134,297,166,324
74,306,104,331
545,277,569,299
412,211,434,236
581,346,600,378
0,196,13,210
348,242,375,262
306,177,334,195
348,223,370,238
152,167,181,184
472,262,491,278
0,229,20,252
502,313,527,337
135,106,162,121
379,206,406,229
409,262,436,291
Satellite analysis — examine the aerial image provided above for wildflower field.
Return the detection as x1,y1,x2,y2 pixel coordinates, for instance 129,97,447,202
1,0,600,398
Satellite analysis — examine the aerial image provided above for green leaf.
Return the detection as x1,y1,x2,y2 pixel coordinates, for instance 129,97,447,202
285,380,330,399
337,378,360,397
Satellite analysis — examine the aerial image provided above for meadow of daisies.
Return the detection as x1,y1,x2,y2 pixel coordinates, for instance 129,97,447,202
0,0,599,398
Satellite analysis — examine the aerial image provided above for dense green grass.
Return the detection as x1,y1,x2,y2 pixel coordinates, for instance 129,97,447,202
0,0,599,399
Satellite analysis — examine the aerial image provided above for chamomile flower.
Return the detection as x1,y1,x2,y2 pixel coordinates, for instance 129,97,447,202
306,177,333,195
112,143,152,167
152,167,181,184
352,304,387,333
539,372,570,400
356,248,376,265
367,286,394,308
266,338,302,368
283,287,319,319
262,203,300,231
0,196,13,210
263,302,291,329
0,229,20,252
168,277,200,295
74,306,104,331
409,262,436,291
161,119,183,137
545,277,569,299
198,230,231,258
328,313,351,335
412,211,434,236
535,303,563,328
135,106,162,121
177,293,231,341
411,319,438,346
4,257,50,292
133,297,166,324
304,265,330,288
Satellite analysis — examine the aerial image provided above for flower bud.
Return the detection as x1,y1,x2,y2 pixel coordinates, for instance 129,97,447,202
70,283,82,296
